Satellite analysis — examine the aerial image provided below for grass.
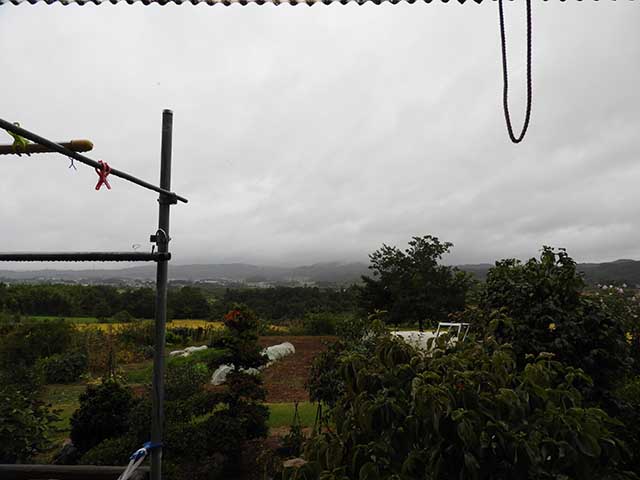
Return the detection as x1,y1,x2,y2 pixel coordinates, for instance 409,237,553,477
42,382,316,442
266,402,317,428
42,384,86,445
122,361,154,384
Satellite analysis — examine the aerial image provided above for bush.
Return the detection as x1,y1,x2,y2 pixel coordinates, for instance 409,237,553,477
179,347,228,371
165,359,210,401
480,247,632,397
117,320,155,346
78,305,269,480
0,384,57,463
592,287,640,374
0,319,77,369
165,330,182,345
305,337,633,480
70,380,138,454
110,310,135,323
307,313,388,409
40,352,88,384
302,312,337,336
0,319,80,390
80,435,138,466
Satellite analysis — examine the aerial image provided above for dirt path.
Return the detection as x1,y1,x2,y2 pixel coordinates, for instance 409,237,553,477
259,335,336,403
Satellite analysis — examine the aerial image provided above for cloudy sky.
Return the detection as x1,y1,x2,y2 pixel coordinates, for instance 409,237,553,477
1,1,639,269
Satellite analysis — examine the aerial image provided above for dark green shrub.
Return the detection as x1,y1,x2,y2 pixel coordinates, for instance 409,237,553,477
302,312,337,335
307,314,388,409
79,435,138,466
80,305,269,480
307,341,345,408
0,384,57,463
165,330,182,345
0,319,79,390
592,288,640,374
187,347,228,370
40,352,88,384
137,344,155,360
305,337,633,480
481,247,632,397
0,319,76,369
0,363,43,392
165,359,209,401
117,321,155,347
217,305,268,370
110,310,135,323
70,380,138,455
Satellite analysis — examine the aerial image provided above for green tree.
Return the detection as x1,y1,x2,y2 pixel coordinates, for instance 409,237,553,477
358,235,471,330
169,286,210,319
479,247,632,398
303,337,633,480
70,380,138,455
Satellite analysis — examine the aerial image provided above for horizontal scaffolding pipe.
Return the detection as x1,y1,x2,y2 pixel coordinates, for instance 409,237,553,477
0,252,171,262
0,118,187,204
0,464,149,480
0,139,94,156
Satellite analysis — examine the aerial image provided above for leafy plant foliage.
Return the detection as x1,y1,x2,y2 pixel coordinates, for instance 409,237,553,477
0,384,57,463
70,380,138,455
358,235,471,330
480,246,632,397
304,338,634,480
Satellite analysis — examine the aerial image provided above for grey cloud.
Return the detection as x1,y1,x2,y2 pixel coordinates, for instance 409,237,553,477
1,1,639,270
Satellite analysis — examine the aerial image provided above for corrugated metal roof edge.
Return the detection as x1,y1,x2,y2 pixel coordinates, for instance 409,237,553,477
0,0,554,6
0,0,630,6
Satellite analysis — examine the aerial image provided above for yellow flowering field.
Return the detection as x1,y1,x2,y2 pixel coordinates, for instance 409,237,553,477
76,319,224,332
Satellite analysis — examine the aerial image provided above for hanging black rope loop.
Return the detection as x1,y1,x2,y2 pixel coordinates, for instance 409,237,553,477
498,0,532,144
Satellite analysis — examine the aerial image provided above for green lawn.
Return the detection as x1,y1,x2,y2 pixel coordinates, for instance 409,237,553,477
42,384,86,444
122,361,154,384
42,383,316,441
266,402,317,428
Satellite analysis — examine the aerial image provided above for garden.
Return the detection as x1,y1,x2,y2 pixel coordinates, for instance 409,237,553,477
2,237,640,479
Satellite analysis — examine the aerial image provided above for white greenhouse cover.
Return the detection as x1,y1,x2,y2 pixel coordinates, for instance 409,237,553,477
169,345,208,357
392,322,470,351
391,331,436,350
210,341,295,386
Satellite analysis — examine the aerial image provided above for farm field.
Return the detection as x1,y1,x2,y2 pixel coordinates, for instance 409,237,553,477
30,316,224,328
43,383,317,445
40,335,330,449
3,243,639,479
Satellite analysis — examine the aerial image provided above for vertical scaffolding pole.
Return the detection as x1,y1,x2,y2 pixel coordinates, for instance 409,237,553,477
151,109,174,480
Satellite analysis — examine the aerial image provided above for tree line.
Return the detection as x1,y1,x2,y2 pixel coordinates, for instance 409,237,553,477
0,283,360,322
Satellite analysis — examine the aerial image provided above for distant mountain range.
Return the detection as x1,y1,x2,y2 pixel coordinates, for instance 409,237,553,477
458,259,640,286
0,262,371,285
1,259,640,287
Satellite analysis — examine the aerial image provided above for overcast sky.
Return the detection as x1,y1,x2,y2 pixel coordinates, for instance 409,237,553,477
1,1,639,269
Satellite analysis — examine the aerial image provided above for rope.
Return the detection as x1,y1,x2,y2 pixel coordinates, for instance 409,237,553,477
498,0,532,144
117,441,162,480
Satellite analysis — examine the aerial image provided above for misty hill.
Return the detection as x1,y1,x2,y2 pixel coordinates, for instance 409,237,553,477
0,262,372,285
1,259,639,286
458,259,640,286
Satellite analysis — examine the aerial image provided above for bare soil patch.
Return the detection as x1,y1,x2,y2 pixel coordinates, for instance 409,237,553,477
259,335,336,403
